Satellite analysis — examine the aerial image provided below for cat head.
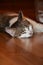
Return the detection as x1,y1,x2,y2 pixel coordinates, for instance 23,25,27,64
5,11,33,38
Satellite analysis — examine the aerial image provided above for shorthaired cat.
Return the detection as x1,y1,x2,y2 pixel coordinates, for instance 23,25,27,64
5,11,33,38
0,11,43,38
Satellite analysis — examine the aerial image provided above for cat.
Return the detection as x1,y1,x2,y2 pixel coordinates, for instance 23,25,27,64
0,11,43,38
5,11,33,38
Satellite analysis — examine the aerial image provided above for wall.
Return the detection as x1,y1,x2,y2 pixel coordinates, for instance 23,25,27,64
0,0,35,20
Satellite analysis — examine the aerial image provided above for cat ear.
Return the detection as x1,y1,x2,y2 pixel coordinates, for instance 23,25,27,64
18,11,23,21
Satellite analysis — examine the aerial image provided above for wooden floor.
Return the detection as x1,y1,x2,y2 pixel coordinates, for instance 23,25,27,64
0,32,43,65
